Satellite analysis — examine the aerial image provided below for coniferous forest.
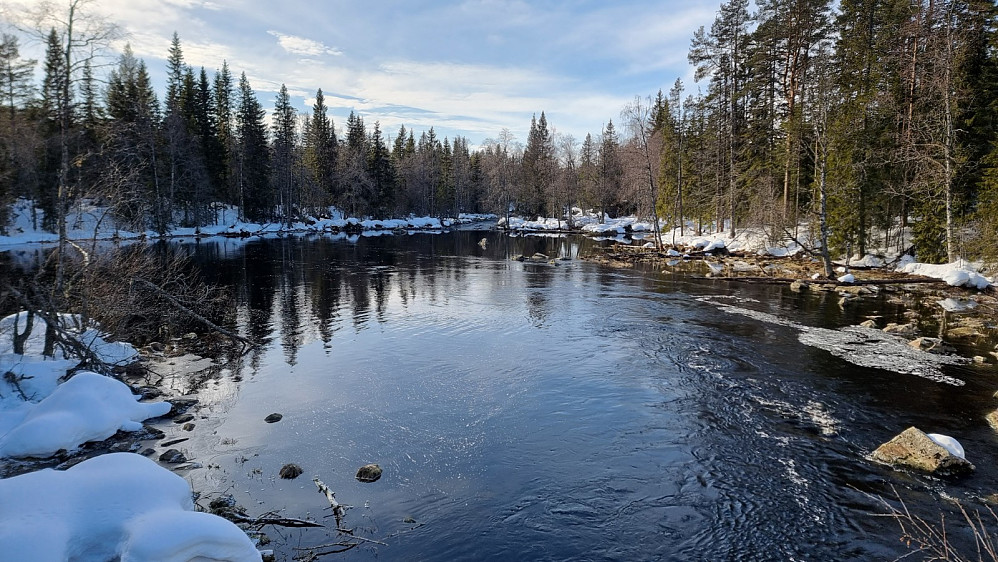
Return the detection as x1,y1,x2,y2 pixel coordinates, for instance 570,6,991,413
2,0,998,264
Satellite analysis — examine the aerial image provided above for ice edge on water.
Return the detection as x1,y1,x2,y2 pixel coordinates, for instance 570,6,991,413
699,298,967,386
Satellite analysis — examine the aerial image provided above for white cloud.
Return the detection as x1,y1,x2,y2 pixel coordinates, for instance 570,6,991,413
267,31,342,57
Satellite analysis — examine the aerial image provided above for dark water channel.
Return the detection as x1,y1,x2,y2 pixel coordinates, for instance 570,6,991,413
162,231,998,561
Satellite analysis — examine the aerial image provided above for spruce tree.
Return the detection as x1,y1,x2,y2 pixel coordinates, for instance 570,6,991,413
303,88,337,211
272,83,297,224
236,72,270,222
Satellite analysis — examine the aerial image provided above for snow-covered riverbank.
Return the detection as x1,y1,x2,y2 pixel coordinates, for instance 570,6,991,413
0,198,496,248
0,312,266,560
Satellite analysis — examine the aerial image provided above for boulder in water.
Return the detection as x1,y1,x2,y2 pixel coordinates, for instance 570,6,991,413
872,426,973,476
279,463,303,479
356,463,382,482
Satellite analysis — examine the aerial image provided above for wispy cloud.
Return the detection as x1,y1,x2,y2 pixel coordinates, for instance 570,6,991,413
267,31,342,58
4,0,716,143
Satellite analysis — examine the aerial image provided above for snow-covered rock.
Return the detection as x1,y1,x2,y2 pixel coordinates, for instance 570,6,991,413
0,452,261,561
837,273,855,283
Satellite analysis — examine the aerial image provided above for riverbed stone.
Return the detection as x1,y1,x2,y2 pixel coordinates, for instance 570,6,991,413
860,319,877,328
356,463,382,482
279,463,303,479
159,449,187,464
173,413,194,424
883,323,918,338
167,398,199,416
871,426,974,476
789,280,809,293
264,413,283,423
987,410,998,432
946,326,983,339
908,337,956,354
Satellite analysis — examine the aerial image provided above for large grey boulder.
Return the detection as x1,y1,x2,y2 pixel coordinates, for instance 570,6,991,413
872,426,974,476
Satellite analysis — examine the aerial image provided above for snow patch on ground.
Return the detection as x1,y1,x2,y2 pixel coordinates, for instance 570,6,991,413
0,312,138,366
0,452,261,561
899,261,992,289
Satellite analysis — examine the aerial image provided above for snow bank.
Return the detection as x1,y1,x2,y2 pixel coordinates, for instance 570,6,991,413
899,261,992,289
0,372,171,458
0,312,138,366
0,198,495,247
0,452,261,561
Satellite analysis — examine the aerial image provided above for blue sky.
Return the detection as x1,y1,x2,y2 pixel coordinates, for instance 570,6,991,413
11,0,720,146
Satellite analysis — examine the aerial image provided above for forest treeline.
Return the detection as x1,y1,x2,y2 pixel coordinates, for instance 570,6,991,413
1,0,998,263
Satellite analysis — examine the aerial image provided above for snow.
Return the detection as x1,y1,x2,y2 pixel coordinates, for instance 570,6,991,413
837,273,855,283
899,261,992,289
0,371,171,458
0,452,261,561
0,198,495,248
937,298,977,313
0,308,264,558
0,312,138,366
927,433,966,460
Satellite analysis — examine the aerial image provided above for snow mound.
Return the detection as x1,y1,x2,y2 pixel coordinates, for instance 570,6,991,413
900,261,991,289
0,452,261,561
0,372,171,458
927,433,966,459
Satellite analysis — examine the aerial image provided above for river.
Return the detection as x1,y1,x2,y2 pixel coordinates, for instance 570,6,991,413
155,230,997,561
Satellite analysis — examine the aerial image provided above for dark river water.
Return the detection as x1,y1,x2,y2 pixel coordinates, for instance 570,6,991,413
155,230,998,561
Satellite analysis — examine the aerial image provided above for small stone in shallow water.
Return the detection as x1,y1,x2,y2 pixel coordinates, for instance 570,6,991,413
173,413,194,424
264,413,283,423
279,463,303,479
159,449,187,464
356,463,382,482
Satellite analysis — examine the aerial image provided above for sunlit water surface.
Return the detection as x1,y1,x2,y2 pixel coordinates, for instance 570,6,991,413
157,231,998,561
